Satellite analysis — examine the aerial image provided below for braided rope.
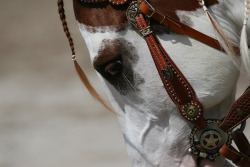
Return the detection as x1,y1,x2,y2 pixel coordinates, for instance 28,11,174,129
57,0,76,58
198,0,239,70
57,0,114,112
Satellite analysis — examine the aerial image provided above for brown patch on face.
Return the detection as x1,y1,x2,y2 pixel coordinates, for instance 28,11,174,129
73,0,219,28
73,0,130,28
94,39,144,95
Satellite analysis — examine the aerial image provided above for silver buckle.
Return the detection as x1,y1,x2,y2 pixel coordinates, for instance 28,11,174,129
144,0,155,18
140,26,153,37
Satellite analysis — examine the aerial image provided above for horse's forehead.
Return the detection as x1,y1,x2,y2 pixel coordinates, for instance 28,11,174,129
73,0,219,27
73,0,128,27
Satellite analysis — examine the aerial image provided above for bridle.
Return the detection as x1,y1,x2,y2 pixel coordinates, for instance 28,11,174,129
60,0,250,166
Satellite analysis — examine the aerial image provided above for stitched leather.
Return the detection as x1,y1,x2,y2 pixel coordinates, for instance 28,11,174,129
135,14,207,130
219,87,250,132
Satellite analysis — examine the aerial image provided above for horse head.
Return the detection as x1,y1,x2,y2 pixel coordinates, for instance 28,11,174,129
58,0,250,166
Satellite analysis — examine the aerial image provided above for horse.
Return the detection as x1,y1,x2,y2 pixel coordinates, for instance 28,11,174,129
57,0,250,166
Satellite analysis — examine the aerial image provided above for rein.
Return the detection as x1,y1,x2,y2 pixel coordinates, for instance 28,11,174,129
60,0,250,166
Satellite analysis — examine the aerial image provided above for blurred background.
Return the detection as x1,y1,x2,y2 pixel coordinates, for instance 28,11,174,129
0,1,249,167
0,0,129,167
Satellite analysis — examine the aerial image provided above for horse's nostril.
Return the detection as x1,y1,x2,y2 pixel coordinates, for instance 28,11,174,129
105,60,122,76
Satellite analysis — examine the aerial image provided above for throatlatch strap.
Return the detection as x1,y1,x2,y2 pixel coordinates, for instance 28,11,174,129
219,87,250,132
135,14,207,130
136,0,241,53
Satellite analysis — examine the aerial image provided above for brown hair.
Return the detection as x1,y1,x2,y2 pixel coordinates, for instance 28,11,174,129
57,0,114,113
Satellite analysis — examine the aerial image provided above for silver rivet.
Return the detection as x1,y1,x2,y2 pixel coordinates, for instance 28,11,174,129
236,108,244,117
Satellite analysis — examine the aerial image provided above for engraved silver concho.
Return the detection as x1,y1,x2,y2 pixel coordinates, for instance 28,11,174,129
189,119,232,160
126,1,150,29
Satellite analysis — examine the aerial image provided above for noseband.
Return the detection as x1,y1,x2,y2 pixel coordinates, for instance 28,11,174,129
65,0,250,166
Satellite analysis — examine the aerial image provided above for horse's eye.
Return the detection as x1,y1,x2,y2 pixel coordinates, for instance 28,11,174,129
105,60,122,76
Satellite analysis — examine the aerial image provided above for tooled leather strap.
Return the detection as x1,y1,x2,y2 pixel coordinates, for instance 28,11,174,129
135,14,207,130
136,0,241,53
219,87,250,132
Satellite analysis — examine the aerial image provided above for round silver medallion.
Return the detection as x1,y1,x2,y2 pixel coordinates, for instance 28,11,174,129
189,119,232,160
200,130,222,150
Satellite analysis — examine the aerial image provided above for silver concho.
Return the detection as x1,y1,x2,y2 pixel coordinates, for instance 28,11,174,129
200,130,222,150
126,1,150,29
189,119,232,160
162,66,173,80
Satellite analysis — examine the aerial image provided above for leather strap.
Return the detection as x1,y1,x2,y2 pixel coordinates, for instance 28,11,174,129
233,129,250,156
219,87,250,132
137,0,241,54
220,144,250,167
135,14,207,130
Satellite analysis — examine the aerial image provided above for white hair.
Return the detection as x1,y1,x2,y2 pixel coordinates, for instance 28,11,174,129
240,0,250,75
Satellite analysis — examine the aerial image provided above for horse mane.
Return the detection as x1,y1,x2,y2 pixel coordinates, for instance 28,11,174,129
240,0,250,75
203,0,250,76
57,0,114,113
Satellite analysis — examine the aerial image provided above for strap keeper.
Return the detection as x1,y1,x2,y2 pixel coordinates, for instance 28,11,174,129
140,26,153,37
160,16,166,24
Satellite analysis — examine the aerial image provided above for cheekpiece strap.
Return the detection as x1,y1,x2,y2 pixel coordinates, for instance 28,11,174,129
135,13,207,130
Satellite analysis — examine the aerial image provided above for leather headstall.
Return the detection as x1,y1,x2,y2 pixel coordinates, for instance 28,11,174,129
126,0,250,166
79,0,250,166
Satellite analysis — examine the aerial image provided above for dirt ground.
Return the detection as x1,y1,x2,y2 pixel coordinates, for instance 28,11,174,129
0,1,249,167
